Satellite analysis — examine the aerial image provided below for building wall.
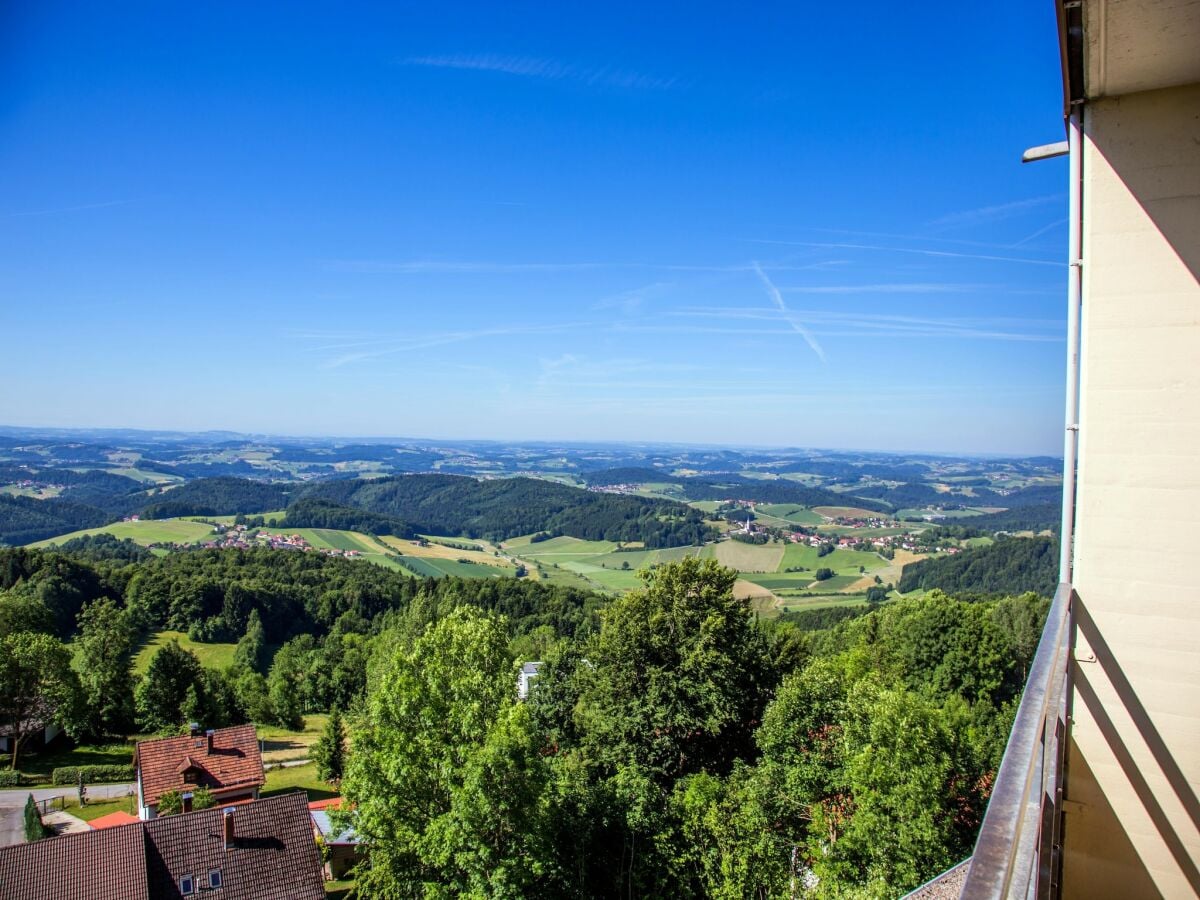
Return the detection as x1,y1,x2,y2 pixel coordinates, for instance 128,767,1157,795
1065,82,1200,899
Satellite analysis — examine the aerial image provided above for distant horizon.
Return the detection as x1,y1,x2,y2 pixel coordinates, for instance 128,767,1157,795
0,421,1064,462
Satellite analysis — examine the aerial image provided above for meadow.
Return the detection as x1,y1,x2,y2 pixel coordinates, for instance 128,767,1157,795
134,630,239,674
32,518,216,548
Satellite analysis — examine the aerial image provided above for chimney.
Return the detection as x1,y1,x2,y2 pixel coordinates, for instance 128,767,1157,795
206,728,215,754
223,808,235,850
188,722,201,737
182,791,193,813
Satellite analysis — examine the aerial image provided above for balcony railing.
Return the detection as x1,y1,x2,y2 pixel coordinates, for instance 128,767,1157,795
959,581,1074,899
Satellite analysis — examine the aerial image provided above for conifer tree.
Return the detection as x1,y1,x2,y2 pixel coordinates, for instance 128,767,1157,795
313,707,346,782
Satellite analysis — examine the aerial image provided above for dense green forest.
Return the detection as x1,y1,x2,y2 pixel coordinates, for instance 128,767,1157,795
140,476,293,518
899,537,1059,596
676,476,891,511
300,474,716,546
0,472,717,548
0,494,114,545
928,503,1061,536
0,539,1047,897
341,559,1045,897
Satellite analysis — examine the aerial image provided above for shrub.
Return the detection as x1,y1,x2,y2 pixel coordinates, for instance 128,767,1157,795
814,567,834,581
51,765,136,786
23,794,44,842
0,770,27,787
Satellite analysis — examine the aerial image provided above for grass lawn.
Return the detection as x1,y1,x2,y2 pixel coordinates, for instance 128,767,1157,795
134,630,238,674
71,792,138,822
258,714,330,766
262,762,339,803
3,740,136,785
30,517,216,548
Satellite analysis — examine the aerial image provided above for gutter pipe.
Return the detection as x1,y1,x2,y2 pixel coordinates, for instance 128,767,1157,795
1059,108,1083,583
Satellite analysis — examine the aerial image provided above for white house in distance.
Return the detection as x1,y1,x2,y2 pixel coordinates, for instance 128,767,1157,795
517,662,543,701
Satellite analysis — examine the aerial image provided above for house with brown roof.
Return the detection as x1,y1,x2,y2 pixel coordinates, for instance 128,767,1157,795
135,724,264,820
0,793,325,900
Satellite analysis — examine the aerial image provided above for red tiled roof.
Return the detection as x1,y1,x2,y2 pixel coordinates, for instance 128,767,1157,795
144,793,325,900
0,794,325,900
307,797,343,811
88,810,140,830
136,724,264,805
0,818,147,899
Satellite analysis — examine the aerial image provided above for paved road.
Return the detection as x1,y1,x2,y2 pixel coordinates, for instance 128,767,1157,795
0,783,135,808
0,784,136,848
0,808,22,848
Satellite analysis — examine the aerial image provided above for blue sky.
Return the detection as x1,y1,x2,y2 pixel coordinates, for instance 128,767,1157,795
0,2,1069,455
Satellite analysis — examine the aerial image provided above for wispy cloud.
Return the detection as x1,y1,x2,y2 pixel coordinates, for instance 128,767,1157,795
404,54,678,90
296,322,588,368
781,282,981,295
745,239,1063,268
661,307,1061,343
4,199,141,218
591,281,674,313
536,355,705,388
324,259,843,275
751,262,826,362
1010,218,1068,247
929,194,1064,230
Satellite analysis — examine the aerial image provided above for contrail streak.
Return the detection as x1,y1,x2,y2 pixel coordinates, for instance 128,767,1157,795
751,262,826,363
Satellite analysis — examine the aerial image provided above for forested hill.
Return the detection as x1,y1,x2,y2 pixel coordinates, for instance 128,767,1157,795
0,494,114,546
0,475,296,545
678,476,891,512
899,536,1058,596
141,476,293,519
294,474,716,547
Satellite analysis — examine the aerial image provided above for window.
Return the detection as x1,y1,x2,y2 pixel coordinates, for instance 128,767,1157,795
180,874,195,895
208,870,223,889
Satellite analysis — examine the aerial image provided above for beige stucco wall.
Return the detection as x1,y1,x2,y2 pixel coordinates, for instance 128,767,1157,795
1064,82,1200,899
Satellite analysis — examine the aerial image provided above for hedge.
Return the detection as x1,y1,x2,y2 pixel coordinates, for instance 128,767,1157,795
51,765,135,785
0,770,27,787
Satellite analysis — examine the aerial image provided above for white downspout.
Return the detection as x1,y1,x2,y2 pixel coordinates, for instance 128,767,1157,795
1059,107,1083,583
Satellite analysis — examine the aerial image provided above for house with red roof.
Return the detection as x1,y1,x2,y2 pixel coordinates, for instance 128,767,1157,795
0,793,324,900
134,723,264,820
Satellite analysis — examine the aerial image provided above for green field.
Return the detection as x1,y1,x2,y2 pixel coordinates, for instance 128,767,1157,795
284,528,378,553
895,507,991,520
704,540,785,572
392,555,509,579
134,630,239,674
753,504,825,526
779,543,884,575
812,505,886,519
31,518,216,548
105,467,182,484
776,593,870,613
201,510,287,524
262,761,338,803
